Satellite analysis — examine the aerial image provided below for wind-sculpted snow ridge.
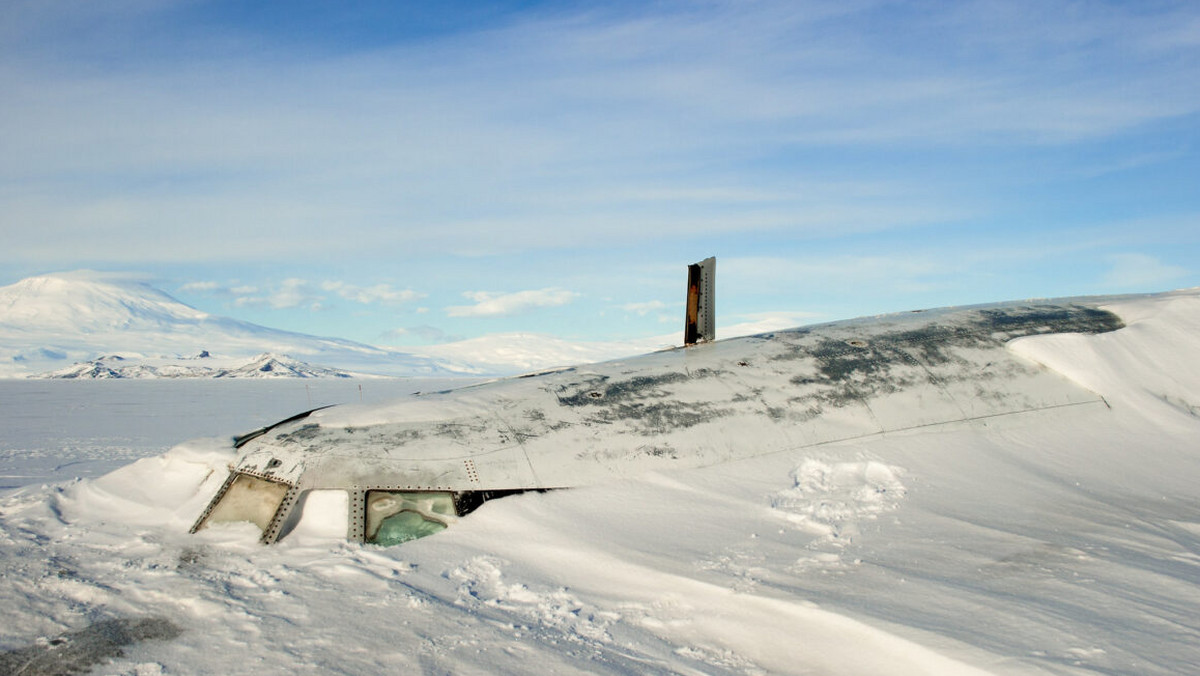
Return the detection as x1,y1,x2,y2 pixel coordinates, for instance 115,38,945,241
0,289,1198,674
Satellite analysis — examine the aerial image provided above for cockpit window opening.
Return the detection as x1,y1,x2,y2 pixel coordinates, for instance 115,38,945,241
359,489,556,546
364,491,455,546
452,489,546,517
195,473,291,533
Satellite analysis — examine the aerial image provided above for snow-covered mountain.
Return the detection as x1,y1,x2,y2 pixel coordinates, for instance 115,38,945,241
1,271,210,333
212,353,355,379
0,272,452,378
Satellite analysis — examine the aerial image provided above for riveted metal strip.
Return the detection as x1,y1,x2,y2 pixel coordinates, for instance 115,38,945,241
188,472,236,534
348,489,366,543
231,467,288,482
261,485,303,545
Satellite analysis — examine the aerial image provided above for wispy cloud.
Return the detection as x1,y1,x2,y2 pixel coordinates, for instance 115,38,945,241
621,300,668,316
181,277,424,311
446,288,579,318
233,278,321,310
3,1,1197,264
179,280,220,293
320,281,425,306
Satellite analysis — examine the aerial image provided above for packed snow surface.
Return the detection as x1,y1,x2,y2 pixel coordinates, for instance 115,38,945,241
2,290,1199,674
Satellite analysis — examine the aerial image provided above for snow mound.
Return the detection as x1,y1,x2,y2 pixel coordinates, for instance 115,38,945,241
0,271,209,333
1010,288,1200,420
772,459,906,568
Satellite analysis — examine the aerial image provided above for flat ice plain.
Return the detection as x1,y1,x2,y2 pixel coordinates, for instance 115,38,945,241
2,291,1200,675
0,379,469,490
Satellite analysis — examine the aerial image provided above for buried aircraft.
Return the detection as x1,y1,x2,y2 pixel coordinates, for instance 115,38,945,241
192,258,1132,546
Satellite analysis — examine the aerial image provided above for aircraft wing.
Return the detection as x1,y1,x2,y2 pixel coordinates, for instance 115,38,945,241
192,296,1129,545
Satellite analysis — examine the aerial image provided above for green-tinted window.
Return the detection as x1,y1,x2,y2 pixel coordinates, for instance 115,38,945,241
365,491,454,546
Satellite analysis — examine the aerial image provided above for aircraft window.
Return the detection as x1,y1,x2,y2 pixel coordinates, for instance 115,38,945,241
365,491,454,546
202,473,290,532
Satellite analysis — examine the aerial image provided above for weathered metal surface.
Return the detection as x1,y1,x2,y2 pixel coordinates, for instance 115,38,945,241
684,256,715,345
197,295,1132,543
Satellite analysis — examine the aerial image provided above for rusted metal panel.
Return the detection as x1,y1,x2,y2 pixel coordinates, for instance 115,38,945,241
684,256,715,345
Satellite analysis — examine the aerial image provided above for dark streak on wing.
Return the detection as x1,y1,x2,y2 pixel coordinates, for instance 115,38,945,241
554,370,737,434
233,405,335,448
550,302,1125,433
774,303,1123,411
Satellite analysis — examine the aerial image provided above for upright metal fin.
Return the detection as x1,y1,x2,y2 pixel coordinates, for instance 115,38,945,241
684,256,716,345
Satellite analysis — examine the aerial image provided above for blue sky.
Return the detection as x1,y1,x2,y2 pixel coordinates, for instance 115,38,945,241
2,0,1198,346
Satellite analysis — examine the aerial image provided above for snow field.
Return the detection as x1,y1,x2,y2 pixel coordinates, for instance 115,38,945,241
0,378,465,489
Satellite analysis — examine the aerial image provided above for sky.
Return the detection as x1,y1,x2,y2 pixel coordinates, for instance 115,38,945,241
2,0,1198,347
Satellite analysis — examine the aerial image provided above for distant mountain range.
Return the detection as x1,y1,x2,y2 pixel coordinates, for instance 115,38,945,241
33,352,356,379
0,271,674,379
0,271,450,378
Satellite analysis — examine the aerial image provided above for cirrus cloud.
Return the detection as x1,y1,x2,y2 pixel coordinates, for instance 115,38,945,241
180,277,425,311
320,281,425,306
233,277,320,310
178,280,220,293
621,300,668,316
